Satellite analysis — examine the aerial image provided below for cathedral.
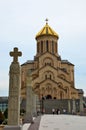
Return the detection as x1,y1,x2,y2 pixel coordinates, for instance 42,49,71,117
21,20,83,102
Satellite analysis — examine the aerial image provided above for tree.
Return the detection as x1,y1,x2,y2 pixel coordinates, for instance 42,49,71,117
20,109,26,116
0,110,5,124
4,108,8,119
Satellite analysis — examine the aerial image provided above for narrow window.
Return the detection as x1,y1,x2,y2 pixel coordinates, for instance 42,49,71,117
55,42,57,53
50,75,51,79
52,41,54,53
45,75,47,79
46,40,48,51
41,41,43,53
60,92,63,99
37,42,39,53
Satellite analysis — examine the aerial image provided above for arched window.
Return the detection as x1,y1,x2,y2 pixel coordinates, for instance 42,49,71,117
45,75,47,79
52,41,54,54
59,74,66,80
55,42,57,53
44,71,54,80
46,95,52,99
50,74,51,79
46,40,49,51
37,42,39,53
54,97,56,99
41,41,43,53
60,92,63,99
43,57,53,66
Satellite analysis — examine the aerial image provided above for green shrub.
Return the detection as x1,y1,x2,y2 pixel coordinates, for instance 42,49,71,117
0,110,5,124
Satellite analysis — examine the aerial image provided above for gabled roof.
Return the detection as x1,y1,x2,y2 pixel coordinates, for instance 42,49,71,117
61,60,74,66
77,89,84,94
21,60,34,66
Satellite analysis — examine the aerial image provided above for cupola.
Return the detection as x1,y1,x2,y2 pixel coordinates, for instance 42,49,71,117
35,19,59,56
35,19,59,40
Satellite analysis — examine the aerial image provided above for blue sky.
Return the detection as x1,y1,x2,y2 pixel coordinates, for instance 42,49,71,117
0,0,86,96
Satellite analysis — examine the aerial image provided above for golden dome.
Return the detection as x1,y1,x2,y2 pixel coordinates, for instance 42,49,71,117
35,22,59,39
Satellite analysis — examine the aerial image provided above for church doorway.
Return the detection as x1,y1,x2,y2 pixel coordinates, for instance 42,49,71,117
46,95,52,99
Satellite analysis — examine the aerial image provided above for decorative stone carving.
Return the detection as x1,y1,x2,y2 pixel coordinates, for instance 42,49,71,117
8,47,22,126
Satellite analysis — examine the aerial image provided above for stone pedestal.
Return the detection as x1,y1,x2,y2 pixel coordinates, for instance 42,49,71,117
23,74,33,123
7,47,22,127
8,63,21,125
4,125,22,130
23,112,33,124
32,92,37,117
80,97,84,114
4,48,22,130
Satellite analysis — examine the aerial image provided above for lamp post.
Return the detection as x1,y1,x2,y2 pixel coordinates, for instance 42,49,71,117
41,95,44,114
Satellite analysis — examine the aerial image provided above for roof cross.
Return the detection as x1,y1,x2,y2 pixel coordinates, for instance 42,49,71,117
10,47,22,63
45,18,48,24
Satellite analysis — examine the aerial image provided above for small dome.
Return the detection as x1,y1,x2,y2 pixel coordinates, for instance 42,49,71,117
35,22,59,39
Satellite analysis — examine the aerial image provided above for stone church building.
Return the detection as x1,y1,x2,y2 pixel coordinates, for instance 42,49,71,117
21,21,83,113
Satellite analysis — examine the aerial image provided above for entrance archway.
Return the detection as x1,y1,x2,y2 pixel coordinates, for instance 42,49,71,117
46,95,52,99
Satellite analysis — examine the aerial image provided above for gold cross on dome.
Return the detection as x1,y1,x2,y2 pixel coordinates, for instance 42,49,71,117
10,47,22,63
45,18,48,24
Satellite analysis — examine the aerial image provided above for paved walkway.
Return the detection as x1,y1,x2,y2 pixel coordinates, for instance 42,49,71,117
23,114,86,130
39,114,86,130
28,116,41,130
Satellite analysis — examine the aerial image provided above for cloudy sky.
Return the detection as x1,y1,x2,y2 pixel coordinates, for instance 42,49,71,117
0,0,86,96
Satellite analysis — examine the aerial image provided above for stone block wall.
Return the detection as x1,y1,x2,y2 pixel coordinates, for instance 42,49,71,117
41,99,80,114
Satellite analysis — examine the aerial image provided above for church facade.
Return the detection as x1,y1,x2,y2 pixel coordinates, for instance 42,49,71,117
21,21,83,101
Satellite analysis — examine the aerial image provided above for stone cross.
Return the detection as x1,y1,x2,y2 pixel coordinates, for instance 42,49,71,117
7,47,22,127
10,47,22,63
45,18,48,24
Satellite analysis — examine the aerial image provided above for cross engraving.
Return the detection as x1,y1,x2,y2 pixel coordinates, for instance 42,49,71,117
10,47,22,63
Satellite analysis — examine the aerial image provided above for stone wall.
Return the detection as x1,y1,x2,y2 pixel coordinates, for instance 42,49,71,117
41,99,80,114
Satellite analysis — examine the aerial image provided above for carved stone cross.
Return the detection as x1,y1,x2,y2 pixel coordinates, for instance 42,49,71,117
10,47,22,63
